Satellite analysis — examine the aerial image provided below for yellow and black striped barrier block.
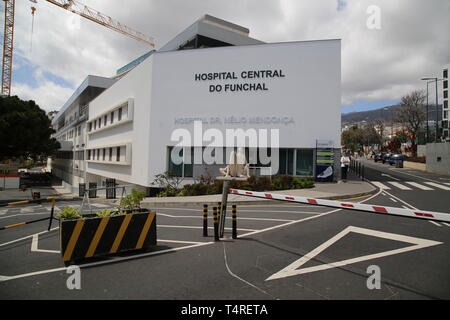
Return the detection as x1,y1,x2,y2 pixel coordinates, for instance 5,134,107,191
60,210,157,263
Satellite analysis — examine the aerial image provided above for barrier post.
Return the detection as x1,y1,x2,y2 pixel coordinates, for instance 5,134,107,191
232,205,237,239
213,207,219,242
203,204,208,237
47,198,56,231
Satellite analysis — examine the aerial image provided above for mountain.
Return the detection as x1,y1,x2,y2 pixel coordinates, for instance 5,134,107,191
341,104,442,126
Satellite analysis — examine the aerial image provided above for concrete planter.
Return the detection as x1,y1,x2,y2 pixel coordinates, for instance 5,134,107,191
60,209,156,264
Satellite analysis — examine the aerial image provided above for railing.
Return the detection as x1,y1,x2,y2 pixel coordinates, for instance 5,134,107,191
350,159,365,181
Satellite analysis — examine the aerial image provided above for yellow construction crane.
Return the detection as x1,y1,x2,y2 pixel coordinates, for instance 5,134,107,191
1,0,155,96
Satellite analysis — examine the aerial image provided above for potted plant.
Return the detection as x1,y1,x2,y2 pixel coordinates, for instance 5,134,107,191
59,189,156,264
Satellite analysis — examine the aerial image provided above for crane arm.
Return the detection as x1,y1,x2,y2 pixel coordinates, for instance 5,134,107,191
45,0,155,47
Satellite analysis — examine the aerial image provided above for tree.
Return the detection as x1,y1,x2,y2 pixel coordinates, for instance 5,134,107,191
0,95,60,161
394,90,426,157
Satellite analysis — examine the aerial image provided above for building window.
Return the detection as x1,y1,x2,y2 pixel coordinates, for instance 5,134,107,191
87,150,91,160
444,80,448,90
444,111,448,120
445,90,448,99
109,148,113,161
118,108,123,121
111,111,114,124
94,121,97,130
444,69,448,79
116,147,121,162
278,149,294,175
104,115,107,126
445,100,448,109
88,123,92,132
98,118,101,129
296,149,314,176
167,147,193,177
103,148,106,161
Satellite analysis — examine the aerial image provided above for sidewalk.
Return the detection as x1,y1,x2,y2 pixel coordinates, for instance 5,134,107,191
141,174,376,208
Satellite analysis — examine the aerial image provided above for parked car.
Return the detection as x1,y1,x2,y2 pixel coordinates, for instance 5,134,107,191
382,153,392,164
374,152,384,162
388,154,406,168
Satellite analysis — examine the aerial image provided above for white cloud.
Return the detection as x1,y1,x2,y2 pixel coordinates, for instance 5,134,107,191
7,0,450,110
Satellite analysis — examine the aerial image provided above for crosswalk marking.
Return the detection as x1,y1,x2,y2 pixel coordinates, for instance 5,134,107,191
372,181,391,190
405,182,434,191
373,180,450,191
387,182,412,190
424,182,450,191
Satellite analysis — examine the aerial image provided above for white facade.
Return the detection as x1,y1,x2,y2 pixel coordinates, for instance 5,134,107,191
87,39,341,187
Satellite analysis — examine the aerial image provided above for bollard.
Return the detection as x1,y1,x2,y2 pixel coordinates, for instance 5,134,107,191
203,204,208,237
213,207,219,242
47,198,56,231
232,205,237,239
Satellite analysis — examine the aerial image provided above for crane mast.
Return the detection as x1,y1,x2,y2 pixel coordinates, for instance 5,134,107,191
1,0,15,96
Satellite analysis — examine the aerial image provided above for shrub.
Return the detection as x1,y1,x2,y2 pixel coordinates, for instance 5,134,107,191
292,177,315,189
254,176,273,191
119,188,146,210
96,209,114,217
272,175,293,190
59,207,81,220
157,187,179,197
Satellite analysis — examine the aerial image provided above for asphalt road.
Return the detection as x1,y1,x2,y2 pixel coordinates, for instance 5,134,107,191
0,165,449,302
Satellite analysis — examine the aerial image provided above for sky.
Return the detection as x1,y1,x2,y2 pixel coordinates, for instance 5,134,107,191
2,0,449,114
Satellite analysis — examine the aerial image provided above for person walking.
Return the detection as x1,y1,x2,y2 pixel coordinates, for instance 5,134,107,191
341,152,351,182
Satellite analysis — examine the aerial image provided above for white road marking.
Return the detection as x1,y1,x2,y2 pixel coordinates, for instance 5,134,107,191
0,227,59,248
380,190,418,210
381,174,400,181
266,226,443,281
389,198,398,203
387,168,446,184
31,235,60,254
157,224,257,232
443,222,450,227
371,181,391,190
158,239,204,245
429,221,442,227
387,182,412,190
405,182,434,191
157,212,295,222
0,212,53,220
424,182,450,191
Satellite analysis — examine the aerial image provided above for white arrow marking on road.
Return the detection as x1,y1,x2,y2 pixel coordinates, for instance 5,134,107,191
266,226,442,281
381,174,400,181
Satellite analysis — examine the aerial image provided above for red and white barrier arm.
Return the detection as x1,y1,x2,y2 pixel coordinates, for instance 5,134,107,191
229,189,450,223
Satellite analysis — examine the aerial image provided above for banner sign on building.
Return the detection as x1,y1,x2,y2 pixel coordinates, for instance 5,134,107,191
315,140,335,182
